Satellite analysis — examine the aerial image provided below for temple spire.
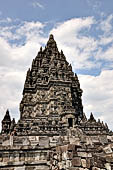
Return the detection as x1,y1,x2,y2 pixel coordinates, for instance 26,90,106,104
88,112,96,122
47,34,55,45
3,109,11,122
49,34,54,39
20,34,83,120
2,109,11,134
47,34,58,52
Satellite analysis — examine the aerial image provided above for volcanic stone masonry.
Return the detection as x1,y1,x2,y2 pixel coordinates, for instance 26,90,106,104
0,34,113,170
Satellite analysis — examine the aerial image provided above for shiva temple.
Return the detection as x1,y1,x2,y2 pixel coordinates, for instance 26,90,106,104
0,35,113,170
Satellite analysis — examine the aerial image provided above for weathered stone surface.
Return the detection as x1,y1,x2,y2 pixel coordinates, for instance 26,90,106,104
92,168,100,170
81,159,86,167
72,157,81,167
77,152,92,158
104,146,112,154
105,163,111,170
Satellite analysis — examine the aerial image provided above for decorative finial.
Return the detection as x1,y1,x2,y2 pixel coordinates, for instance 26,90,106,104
82,113,87,122
47,34,57,51
12,118,15,123
49,34,54,40
98,119,100,123
27,68,30,76
6,109,9,115
61,50,63,55
89,112,96,122
40,47,42,52
32,59,35,66
105,123,108,130
2,109,11,122
102,121,104,126
90,112,94,119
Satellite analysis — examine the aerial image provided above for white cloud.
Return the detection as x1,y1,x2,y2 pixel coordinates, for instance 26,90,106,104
0,21,45,42
98,15,113,47
0,17,12,24
50,17,99,70
16,21,44,39
99,36,113,46
50,16,113,70
51,17,95,40
95,44,113,62
79,70,113,130
94,15,113,63
99,14,113,34
0,21,46,68
0,68,26,129
32,1,44,9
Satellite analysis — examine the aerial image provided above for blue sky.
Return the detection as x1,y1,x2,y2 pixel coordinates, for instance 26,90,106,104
0,0,113,22
0,0,113,130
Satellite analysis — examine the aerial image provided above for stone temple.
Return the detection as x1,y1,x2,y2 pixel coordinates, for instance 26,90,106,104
0,35,113,170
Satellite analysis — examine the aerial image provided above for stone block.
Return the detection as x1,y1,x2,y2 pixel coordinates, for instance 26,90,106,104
69,168,88,170
68,144,75,151
67,152,73,159
103,146,112,154
69,138,80,145
86,158,91,168
78,152,92,158
81,159,86,167
92,167,100,170
2,140,10,146
15,167,25,170
39,137,49,147
105,163,111,170
72,157,81,167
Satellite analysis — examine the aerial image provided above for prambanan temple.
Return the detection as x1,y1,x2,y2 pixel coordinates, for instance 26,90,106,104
0,35,113,170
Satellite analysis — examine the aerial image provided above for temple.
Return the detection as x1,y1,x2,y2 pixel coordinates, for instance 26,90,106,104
0,35,113,170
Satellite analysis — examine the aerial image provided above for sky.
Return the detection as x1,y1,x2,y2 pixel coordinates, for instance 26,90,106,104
0,0,113,130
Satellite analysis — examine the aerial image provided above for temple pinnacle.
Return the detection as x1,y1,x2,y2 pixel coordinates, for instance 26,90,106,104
49,34,54,40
